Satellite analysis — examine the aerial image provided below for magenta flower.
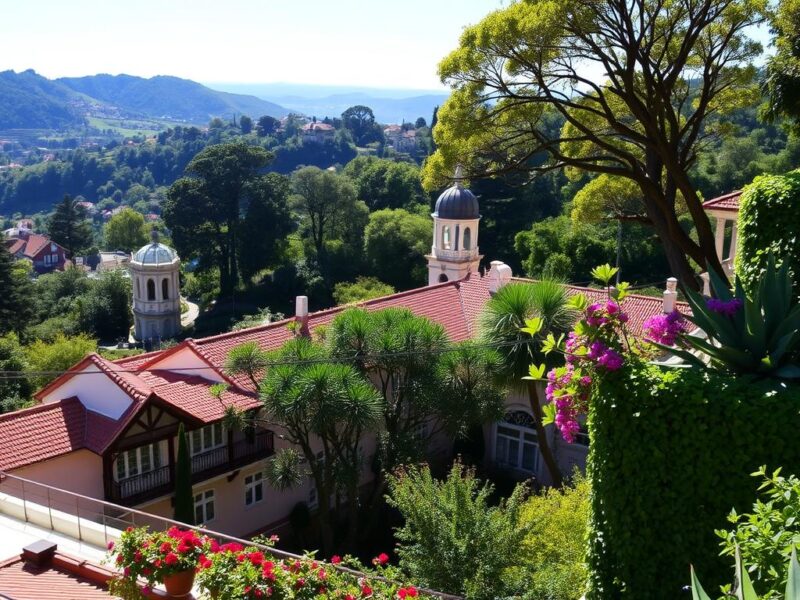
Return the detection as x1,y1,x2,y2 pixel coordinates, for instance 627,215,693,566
706,297,742,317
643,310,685,346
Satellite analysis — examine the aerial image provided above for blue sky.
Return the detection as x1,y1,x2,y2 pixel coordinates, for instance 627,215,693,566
0,0,505,89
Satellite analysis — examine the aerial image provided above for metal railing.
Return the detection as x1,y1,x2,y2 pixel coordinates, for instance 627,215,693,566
0,470,461,599
111,465,171,501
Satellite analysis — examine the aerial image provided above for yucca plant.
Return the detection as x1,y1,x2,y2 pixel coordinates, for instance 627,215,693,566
669,255,800,378
691,547,800,600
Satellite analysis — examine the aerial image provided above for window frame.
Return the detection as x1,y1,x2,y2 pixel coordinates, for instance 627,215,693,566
190,423,226,456
244,472,264,507
194,489,215,523
115,442,162,481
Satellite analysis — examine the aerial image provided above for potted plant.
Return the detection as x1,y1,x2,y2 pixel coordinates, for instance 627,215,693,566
107,526,211,598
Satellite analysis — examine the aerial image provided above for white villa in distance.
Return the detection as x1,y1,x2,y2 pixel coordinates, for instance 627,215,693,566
0,172,733,542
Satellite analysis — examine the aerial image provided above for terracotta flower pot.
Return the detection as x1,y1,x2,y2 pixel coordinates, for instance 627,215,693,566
162,569,195,597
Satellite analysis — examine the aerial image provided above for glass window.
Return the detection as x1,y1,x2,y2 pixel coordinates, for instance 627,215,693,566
463,227,472,250
115,443,161,481
162,278,169,300
194,490,215,523
245,472,264,506
147,279,156,301
494,412,539,474
190,423,226,455
442,226,451,249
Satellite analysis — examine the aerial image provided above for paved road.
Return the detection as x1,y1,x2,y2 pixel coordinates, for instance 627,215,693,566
181,298,200,328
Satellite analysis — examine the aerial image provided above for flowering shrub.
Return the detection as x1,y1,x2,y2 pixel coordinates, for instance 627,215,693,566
108,527,426,599
107,526,212,596
642,310,686,346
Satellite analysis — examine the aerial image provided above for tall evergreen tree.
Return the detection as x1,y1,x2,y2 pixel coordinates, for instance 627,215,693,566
173,423,194,524
47,194,93,257
0,243,30,337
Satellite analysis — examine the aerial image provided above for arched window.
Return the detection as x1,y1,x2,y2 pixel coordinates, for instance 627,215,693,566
454,225,460,251
494,410,539,473
147,279,156,301
162,278,169,300
442,226,451,249
438,273,449,283
136,278,140,298
463,227,472,250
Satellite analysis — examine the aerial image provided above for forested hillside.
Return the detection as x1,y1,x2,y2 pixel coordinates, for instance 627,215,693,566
58,74,289,123
0,70,84,129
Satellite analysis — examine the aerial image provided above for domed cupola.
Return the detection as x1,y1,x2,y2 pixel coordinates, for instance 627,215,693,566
433,167,480,220
426,165,483,286
130,229,182,342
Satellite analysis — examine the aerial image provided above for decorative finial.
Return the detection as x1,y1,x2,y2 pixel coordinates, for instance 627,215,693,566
453,164,464,188
150,227,160,244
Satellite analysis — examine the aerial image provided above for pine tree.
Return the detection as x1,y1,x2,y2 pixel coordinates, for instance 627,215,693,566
0,243,30,336
173,423,194,524
47,194,93,257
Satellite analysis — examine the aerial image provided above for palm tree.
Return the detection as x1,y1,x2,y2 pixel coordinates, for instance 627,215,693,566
479,280,575,487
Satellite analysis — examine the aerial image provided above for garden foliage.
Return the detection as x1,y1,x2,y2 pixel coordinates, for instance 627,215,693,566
737,170,800,293
586,360,800,598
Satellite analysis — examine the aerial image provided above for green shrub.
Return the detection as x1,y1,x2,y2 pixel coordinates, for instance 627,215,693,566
387,462,529,600
691,547,800,600
521,471,589,600
718,468,800,599
736,170,800,293
587,358,800,599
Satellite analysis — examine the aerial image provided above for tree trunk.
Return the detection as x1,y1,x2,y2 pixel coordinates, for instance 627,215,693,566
526,380,563,488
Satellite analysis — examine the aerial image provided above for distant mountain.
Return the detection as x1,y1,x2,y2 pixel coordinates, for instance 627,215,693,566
58,74,289,123
206,83,449,124
0,69,84,129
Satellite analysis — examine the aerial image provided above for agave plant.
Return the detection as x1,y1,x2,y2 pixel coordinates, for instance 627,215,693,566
671,255,800,378
691,547,800,600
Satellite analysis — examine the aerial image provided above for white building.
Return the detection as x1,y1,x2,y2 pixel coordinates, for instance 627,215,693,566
130,231,181,341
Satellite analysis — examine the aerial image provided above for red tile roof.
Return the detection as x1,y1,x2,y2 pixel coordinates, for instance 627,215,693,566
5,238,25,255
0,397,131,471
34,354,152,403
21,234,54,259
702,190,741,212
0,552,116,600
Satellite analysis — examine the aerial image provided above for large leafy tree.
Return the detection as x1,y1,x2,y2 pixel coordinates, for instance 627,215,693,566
163,142,293,295
342,157,426,211
0,243,31,337
363,208,430,290
341,105,382,146
290,166,368,287
103,207,149,252
47,194,93,257
762,0,800,124
479,281,575,487
423,0,767,289
258,337,382,553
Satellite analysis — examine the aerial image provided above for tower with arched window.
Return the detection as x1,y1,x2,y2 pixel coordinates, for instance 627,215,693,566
426,166,482,285
130,230,181,341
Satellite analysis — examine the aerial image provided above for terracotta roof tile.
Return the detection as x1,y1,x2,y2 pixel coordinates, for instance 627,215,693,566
702,190,741,212
5,238,25,255
0,553,115,600
21,234,53,259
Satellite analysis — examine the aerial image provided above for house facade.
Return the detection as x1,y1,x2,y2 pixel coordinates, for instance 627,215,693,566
0,174,711,539
300,122,336,144
3,232,67,274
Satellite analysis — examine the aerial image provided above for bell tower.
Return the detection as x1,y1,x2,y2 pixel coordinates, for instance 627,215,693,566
427,166,482,285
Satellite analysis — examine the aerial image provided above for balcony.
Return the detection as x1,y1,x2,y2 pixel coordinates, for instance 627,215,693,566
108,431,274,505
432,247,479,262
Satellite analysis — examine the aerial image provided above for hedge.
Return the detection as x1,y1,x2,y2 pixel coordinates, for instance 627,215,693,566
586,359,800,599
736,170,800,292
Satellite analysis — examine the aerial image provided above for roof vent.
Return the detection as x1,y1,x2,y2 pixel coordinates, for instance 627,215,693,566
488,261,513,294
22,540,57,567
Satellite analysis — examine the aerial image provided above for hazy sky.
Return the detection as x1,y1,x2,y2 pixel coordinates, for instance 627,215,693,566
0,0,505,89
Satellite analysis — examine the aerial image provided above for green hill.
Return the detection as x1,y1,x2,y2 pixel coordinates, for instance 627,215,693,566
0,69,84,129
58,73,289,123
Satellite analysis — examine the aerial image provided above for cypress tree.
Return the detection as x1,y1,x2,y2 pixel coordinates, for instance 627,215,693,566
47,194,92,257
173,423,194,524
0,243,30,337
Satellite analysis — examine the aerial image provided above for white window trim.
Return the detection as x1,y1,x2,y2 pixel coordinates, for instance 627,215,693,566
244,472,264,507
493,416,539,474
115,443,161,481
194,489,216,523
190,423,226,456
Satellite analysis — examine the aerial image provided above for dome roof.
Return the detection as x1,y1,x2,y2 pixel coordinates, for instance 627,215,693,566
433,183,480,220
133,242,177,265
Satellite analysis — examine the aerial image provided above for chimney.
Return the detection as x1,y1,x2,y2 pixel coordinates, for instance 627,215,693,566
22,540,57,567
295,295,309,336
488,260,513,294
663,277,678,313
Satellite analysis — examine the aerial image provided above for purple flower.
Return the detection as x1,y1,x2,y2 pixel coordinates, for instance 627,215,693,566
598,349,624,371
643,310,686,346
706,297,742,317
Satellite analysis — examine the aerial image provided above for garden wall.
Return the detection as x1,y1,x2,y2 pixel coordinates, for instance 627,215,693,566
586,360,800,599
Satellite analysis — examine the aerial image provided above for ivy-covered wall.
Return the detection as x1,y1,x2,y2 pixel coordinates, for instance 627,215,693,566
737,170,800,292
586,360,800,599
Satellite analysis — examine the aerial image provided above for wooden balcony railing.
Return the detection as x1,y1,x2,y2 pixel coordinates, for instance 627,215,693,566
108,431,274,505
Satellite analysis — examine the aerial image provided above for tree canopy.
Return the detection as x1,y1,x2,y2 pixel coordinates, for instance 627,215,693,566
47,194,93,257
423,0,767,288
103,207,149,252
